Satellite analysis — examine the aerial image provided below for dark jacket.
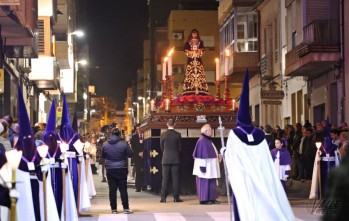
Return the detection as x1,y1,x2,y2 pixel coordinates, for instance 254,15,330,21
102,135,134,170
130,133,143,167
160,129,182,164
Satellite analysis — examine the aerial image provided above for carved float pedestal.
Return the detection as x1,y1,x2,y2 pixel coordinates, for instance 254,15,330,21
140,94,236,195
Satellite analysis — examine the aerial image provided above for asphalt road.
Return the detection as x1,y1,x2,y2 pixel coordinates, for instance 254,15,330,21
79,170,322,221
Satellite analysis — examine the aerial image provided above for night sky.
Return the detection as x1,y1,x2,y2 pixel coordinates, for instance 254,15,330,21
85,0,148,108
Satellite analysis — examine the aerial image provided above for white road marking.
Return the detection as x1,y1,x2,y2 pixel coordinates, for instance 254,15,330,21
98,214,128,221
153,212,186,221
207,212,232,221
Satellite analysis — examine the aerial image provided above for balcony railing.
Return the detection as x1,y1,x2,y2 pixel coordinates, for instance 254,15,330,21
285,20,341,76
303,20,339,46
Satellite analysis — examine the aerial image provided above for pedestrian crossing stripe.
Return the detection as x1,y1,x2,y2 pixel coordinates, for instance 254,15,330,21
96,212,305,221
207,212,232,221
97,212,231,221
98,214,128,221
154,213,186,221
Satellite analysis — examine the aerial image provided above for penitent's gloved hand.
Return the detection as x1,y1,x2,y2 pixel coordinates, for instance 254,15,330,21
200,167,206,173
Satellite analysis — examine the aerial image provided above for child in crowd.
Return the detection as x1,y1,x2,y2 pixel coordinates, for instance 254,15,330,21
271,138,292,190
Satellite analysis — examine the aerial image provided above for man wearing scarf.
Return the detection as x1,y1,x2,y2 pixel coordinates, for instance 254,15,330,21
192,124,220,205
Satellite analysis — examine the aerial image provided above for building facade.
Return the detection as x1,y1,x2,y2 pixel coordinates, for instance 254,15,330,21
284,0,342,126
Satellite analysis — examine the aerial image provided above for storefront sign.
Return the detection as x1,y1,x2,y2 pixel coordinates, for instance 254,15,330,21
261,90,285,99
263,100,282,105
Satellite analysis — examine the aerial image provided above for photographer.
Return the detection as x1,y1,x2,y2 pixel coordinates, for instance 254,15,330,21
102,127,134,214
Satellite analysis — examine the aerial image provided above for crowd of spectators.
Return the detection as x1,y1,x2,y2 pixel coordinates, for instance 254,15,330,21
260,120,349,183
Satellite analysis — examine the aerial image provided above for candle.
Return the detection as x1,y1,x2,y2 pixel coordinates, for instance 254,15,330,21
165,99,170,111
167,47,174,76
162,57,168,80
167,56,172,76
150,100,155,112
224,49,230,76
232,99,235,111
215,58,220,81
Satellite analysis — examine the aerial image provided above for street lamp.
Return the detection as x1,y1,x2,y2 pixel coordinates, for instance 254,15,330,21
75,60,87,71
70,30,84,37
138,96,146,117
133,102,139,123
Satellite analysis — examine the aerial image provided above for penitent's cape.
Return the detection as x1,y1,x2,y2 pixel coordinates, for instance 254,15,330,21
224,68,294,221
225,131,294,220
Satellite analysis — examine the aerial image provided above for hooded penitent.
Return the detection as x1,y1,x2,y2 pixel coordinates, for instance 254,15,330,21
224,69,294,220
16,85,40,221
233,69,265,145
43,99,63,215
59,95,79,204
44,99,61,159
16,86,38,169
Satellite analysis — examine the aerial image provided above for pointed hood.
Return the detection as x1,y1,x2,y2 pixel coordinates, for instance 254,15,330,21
61,95,71,128
43,99,60,157
237,69,252,126
59,95,76,143
16,86,37,170
46,99,56,133
72,110,78,132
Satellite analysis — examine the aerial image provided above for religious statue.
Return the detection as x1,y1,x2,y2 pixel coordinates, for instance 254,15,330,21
183,29,209,95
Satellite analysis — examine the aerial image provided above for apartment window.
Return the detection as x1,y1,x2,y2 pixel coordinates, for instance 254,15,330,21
220,14,235,55
292,31,297,48
236,13,258,52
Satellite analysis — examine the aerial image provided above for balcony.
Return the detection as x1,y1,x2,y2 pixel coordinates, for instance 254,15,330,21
229,51,259,82
0,0,38,58
29,57,60,90
285,20,340,76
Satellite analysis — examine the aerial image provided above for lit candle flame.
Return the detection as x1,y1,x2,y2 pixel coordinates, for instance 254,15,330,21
167,47,175,57
225,49,230,57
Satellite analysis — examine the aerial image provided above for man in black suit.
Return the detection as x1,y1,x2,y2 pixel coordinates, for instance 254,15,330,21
130,124,147,192
160,118,183,203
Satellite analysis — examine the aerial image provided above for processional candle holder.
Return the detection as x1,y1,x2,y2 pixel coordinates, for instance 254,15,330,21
74,139,85,214
37,145,49,221
59,142,69,220
224,75,230,101
315,142,322,199
215,80,221,100
161,80,167,100
84,141,91,182
5,149,23,221
166,75,173,101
